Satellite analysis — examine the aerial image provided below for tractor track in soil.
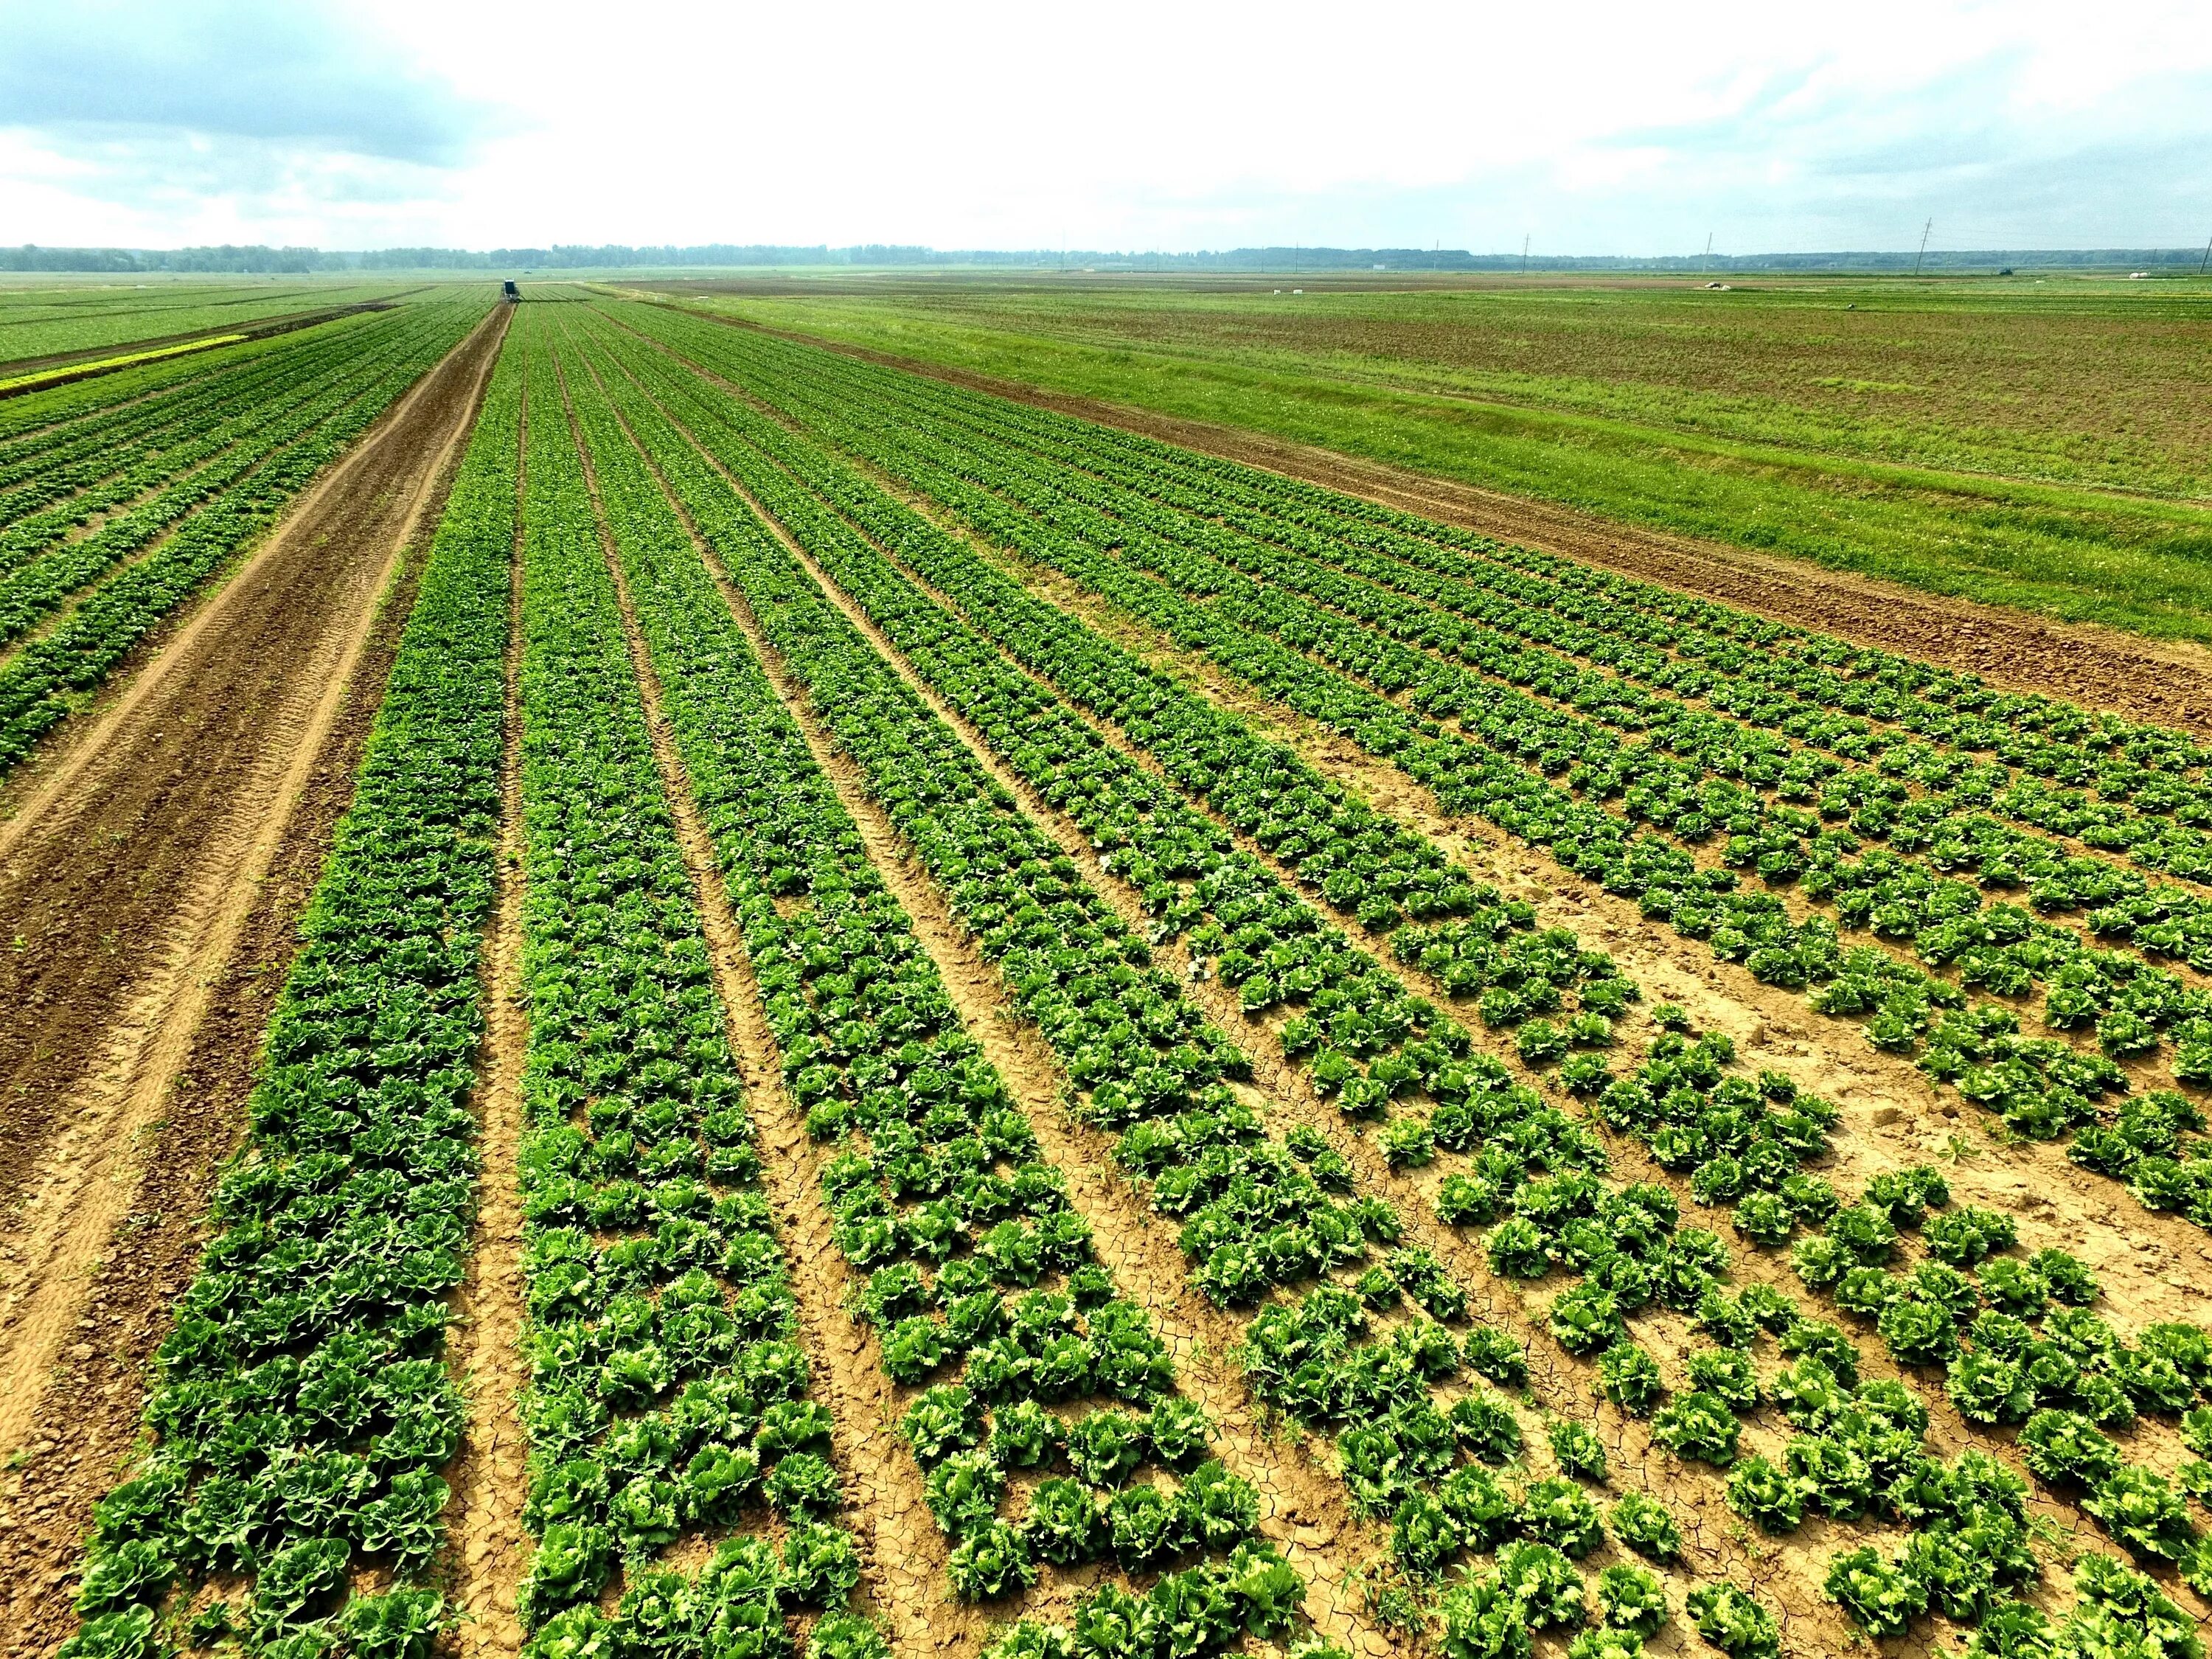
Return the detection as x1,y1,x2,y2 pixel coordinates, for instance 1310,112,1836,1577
448,382,531,1659
713,317,2212,740
0,302,507,1656
622,377,1395,1652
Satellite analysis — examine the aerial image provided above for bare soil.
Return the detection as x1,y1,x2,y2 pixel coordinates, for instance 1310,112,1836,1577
0,304,507,1655
447,385,532,1659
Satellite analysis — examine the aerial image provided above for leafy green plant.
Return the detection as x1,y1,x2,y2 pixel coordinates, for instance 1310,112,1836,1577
1548,1419,1607,1483
1725,1456,1804,1534
1519,1478,1602,1557
1439,1571,1532,1659
1606,1492,1682,1562
1683,1583,1780,1659
1823,1546,1926,1638
1650,1391,1739,1467
1596,1563,1667,1637
1596,1342,1666,1416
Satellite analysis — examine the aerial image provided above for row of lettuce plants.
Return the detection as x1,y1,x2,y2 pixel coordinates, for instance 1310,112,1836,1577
0,313,394,447
549,326,1312,1659
718,338,2208,1066
0,313,401,554
0,298,493,775
641,312,2212,1228
574,313,1840,1653
749,339,2208,815
597,307,2212,1657
0,311,409,566
502,323,879,1659
0,316,449,644
803,357,2212,890
54,312,523,1659
894,408,2212,956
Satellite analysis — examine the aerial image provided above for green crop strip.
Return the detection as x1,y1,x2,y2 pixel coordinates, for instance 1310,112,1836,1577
789,363,2212,922
625,310,2212,1235
501,312,880,1659
56,310,519,1659
0,315,395,535
0,315,422,574
846,386,2212,1091
944,417,2212,882
0,319,442,647
591,303,2212,1652
0,298,491,776
0,310,392,447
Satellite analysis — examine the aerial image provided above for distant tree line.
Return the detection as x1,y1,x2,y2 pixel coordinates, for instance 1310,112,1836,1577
3,242,2206,275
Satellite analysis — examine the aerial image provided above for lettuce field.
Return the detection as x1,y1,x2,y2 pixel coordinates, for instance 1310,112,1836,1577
8,287,2212,1659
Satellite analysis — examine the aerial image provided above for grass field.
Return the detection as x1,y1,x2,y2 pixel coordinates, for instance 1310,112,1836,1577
642,274,2212,643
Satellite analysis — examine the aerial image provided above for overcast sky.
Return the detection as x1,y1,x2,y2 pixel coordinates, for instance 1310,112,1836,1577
3,0,2209,255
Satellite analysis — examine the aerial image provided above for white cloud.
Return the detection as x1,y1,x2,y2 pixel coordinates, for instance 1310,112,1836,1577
4,0,2209,253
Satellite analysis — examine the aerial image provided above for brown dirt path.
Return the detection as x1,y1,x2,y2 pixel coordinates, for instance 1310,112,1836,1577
720,318,2212,738
0,305,507,1655
0,302,506,1234
448,383,532,1659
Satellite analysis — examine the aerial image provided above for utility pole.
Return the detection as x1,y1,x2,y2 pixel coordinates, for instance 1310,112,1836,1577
1913,218,1933,277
